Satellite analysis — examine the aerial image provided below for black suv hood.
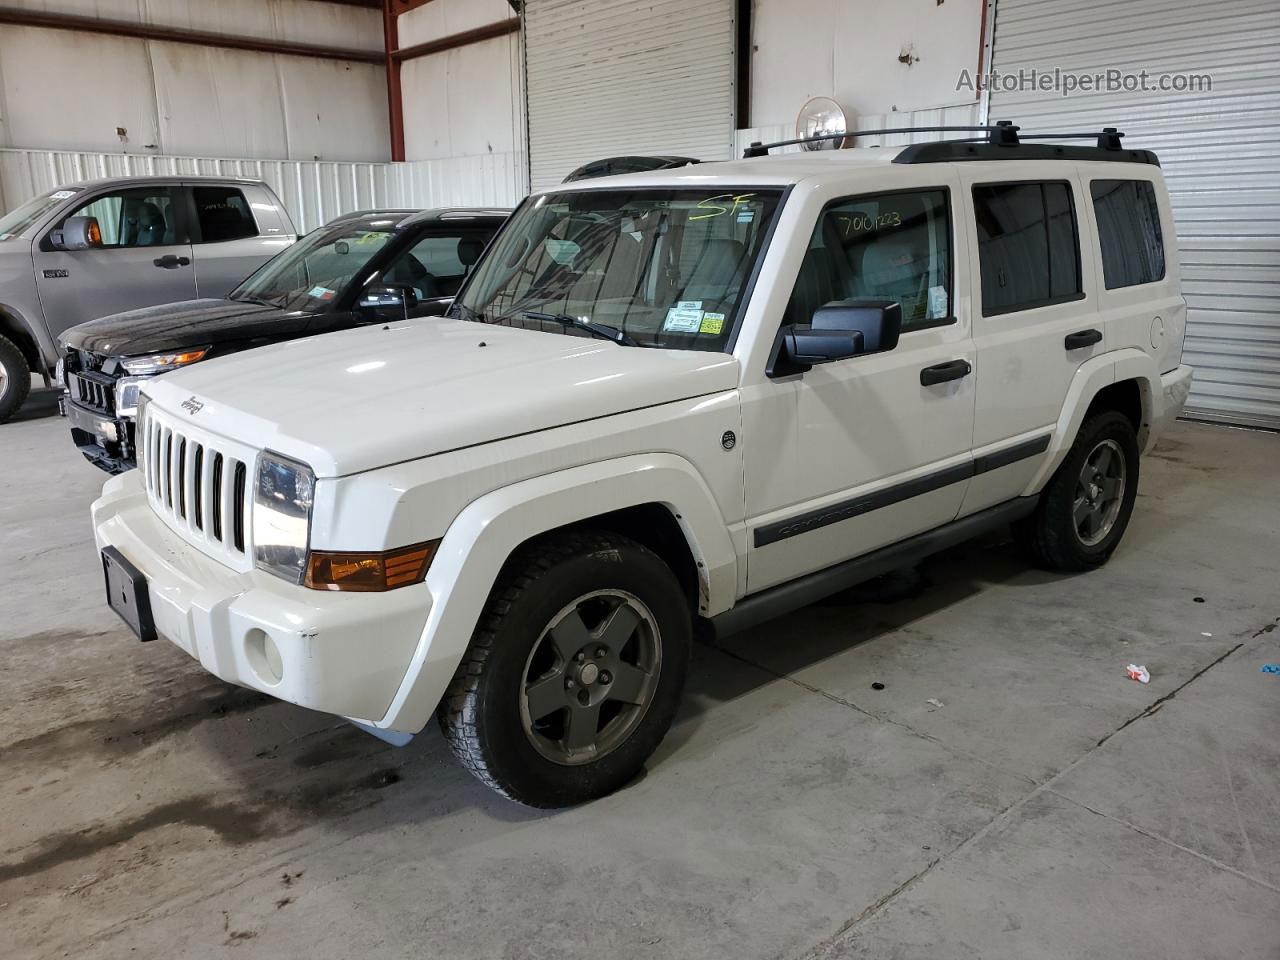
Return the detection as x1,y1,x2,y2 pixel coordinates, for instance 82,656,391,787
60,298,329,357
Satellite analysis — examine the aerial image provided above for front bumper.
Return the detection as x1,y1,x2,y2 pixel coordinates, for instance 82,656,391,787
92,470,434,729
63,397,136,474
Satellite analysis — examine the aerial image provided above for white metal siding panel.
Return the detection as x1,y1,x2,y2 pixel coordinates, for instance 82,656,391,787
988,0,1280,427
0,149,521,235
524,0,736,191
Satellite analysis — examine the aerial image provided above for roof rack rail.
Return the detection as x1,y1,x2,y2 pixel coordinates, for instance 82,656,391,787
743,121,1141,159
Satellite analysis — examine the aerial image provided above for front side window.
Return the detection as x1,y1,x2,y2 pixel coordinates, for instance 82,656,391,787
1091,180,1165,289
63,186,184,248
0,188,81,240
231,222,396,311
193,186,258,243
973,181,1082,315
379,230,490,300
451,189,784,350
783,189,952,331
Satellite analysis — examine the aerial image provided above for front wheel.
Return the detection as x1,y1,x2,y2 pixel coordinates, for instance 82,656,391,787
1015,410,1140,572
0,334,31,423
438,530,691,807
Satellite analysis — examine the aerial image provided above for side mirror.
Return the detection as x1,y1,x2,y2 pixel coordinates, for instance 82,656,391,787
358,283,419,315
769,300,902,377
53,216,102,251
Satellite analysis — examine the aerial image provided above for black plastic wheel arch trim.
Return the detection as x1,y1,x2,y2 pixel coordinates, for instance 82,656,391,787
752,434,1051,548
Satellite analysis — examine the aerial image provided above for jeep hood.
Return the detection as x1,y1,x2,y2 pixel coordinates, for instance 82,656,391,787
145,318,740,477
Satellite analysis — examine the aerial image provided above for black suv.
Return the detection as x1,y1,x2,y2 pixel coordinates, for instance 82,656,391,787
59,207,508,473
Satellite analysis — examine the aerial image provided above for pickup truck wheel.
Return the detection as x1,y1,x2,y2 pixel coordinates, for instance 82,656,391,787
0,334,31,423
438,530,691,807
1015,411,1139,572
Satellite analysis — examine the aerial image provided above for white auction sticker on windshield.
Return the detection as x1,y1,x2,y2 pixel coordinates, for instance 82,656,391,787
50,190,77,200
663,304,705,333
308,285,336,300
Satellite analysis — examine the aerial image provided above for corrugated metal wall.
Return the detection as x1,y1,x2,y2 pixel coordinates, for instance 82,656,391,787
524,0,736,191
988,0,1280,428
0,149,524,235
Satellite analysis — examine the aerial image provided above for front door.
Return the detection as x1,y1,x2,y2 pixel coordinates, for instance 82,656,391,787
741,182,977,593
33,184,196,342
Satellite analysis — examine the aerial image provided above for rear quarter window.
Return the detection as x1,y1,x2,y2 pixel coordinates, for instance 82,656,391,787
1090,180,1166,289
193,186,258,243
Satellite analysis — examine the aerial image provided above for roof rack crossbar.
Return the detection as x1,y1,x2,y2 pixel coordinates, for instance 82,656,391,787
743,122,1129,157
743,125,1012,158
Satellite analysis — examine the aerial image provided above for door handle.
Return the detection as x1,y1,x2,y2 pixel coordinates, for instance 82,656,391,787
920,359,972,386
153,255,191,269
1064,328,1102,350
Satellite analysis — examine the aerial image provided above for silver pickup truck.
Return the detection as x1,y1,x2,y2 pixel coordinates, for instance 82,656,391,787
0,175,296,422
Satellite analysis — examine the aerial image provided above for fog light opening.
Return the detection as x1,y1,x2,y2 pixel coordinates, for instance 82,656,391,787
245,628,284,686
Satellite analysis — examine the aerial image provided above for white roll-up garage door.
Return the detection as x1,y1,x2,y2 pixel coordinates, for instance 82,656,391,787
988,0,1280,427
523,0,735,192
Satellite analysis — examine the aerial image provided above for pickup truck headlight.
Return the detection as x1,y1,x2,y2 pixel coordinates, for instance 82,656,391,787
253,453,315,584
114,376,148,417
120,347,209,376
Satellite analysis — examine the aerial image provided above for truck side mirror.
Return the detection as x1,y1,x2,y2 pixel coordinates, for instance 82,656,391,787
768,300,903,377
52,216,103,251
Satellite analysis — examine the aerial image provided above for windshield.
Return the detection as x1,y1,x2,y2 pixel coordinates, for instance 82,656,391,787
0,188,80,240
231,221,398,310
451,188,784,350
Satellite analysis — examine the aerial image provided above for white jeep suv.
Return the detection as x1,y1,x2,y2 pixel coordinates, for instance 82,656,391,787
92,127,1194,807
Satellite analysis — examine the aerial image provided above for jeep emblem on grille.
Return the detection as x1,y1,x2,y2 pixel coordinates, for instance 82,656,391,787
181,396,204,415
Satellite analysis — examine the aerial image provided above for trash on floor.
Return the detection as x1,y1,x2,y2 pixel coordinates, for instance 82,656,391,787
1126,664,1151,684
871,681,886,691
926,698,944,708
1260,664,1280,676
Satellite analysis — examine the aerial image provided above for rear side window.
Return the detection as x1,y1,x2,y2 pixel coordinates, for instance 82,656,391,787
783,189,952,331
193,186,258,243
1091,180,1165,288
973,181,1082,316
381,230,491,299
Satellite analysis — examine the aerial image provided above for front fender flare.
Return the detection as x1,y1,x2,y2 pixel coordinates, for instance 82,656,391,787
374,453,737,734
1023,348,1161,496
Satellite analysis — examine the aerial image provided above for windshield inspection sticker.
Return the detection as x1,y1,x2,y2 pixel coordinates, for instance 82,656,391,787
663,304,705,333
308,285,336,300
700,311,726,334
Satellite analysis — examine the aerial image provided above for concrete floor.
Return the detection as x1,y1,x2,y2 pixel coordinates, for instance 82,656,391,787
2,381,1278,960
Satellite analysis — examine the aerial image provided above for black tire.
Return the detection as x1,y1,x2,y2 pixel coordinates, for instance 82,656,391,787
0,334,31,424
1015,410,1140,572
438,529,691,807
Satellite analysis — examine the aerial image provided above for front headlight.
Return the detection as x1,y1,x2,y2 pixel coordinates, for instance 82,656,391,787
120,346,209,376
253,453,315,584
114,376,149,418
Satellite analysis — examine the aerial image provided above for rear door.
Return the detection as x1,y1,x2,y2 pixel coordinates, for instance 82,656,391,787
33,183,196,341
957,167,1102,516
187,183,290,297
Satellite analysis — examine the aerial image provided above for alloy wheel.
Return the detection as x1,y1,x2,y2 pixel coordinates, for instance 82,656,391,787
1074,438,1127,546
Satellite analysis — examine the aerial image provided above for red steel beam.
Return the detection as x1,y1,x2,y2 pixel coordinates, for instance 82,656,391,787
383,0,406,161
391,18,520,62
0,6,384,63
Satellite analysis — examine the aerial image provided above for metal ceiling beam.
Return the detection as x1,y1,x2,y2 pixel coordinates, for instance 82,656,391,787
0,6,384,63
391,17,520,62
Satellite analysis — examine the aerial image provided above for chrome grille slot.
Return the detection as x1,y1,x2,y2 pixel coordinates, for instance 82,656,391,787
141,405,257,572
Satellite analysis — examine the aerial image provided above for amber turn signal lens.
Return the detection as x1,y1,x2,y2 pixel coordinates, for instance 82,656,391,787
303,540,439,592
88,221,102,246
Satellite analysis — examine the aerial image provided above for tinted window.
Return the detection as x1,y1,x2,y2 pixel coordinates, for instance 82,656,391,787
193,186,258,243
64,187,183,248
1091,180,1165,288
973,182,1082,315
232,223,395,310
783,189,952,331
379,230,490,299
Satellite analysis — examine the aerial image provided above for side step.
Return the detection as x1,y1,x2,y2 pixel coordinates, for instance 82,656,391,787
709,498,1037,639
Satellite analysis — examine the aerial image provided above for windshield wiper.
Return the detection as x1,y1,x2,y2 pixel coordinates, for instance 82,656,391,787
521,311,639,347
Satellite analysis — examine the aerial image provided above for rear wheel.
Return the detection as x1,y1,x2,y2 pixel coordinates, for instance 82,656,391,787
1015,411,1140,572
0,334,31,423
438,530,691,807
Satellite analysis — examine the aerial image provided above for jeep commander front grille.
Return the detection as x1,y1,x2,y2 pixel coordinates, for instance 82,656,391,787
141,410,253,566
